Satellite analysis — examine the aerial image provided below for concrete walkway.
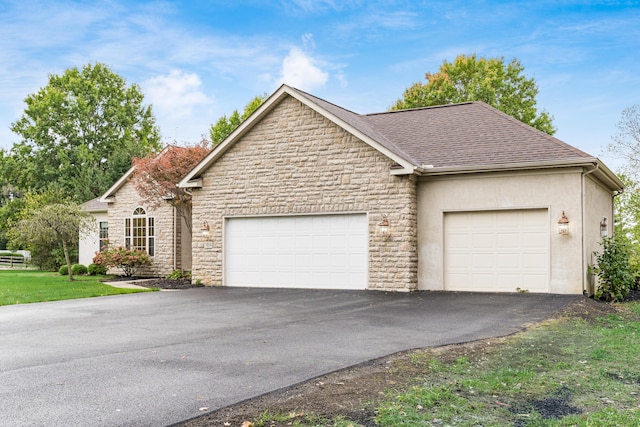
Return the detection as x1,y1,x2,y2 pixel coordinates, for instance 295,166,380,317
103,279,158,290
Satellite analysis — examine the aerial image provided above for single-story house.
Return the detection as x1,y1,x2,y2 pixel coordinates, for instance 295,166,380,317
178,84,623,294
94,152,192,277
79,197,109,266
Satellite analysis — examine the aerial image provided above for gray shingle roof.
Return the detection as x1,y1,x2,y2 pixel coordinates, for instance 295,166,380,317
294,88,592,168
82,197,108,212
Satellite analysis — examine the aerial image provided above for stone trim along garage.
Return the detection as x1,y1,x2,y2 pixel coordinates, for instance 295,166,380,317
179,84,623,294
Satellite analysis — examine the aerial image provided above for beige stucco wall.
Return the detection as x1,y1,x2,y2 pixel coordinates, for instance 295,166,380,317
106,180,186,277
79,210,107,266
191,95,417,290
583,174,615,295
417,168,587,294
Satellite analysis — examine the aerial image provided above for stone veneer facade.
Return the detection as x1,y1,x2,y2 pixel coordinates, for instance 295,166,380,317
106,179,185,277
191,96,418,291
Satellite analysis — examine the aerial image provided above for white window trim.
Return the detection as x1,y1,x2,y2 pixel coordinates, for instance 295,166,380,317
124,207,155,256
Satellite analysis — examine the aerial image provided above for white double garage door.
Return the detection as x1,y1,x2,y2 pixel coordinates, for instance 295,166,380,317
225,214,368,289
223,209,550,292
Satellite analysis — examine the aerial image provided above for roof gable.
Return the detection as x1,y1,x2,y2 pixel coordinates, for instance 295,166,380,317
179,85,417,187
179,85,622,191
100,145,187,202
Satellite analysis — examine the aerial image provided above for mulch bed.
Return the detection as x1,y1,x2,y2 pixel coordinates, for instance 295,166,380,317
102,277,203,289
141,278,204,289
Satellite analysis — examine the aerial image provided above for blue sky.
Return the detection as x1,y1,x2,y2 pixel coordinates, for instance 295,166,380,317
1,0,639,171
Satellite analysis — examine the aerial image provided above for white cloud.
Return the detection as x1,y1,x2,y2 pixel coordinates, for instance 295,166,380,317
142,70,213,142
143,70,210,117
279,47,329,91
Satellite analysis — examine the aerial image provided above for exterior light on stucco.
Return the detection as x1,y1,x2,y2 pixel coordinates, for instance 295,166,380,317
378,214,390,234
557,211,570,235
201,220,210,238
600,217,608,237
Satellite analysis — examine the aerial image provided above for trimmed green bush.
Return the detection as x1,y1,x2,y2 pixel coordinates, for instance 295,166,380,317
93,246,152,277
166,269,191,279
592,236,635,302
71,264,88,276
87,263,107,276
59,265,68,276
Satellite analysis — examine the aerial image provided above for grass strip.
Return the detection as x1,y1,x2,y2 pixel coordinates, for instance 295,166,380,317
0,270,148,306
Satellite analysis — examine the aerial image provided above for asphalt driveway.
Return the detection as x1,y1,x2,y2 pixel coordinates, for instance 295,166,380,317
0,288,576,427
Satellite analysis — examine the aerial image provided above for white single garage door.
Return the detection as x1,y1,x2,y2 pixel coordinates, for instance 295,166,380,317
225,214,368,289
444,209,549,293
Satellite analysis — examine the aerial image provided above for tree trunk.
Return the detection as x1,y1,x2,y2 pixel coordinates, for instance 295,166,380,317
61,238,74,281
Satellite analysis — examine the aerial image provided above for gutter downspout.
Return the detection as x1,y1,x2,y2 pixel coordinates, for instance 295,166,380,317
581,163,599,296
173,207,177,271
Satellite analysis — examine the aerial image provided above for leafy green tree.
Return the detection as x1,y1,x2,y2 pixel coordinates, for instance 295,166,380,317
8,63,161,202
615,175,640,243
392,54,556,135
608,105,640,179
209,94,267,145
6,189,72,269
0,189,25,250
10,203,93,280
614,174,640,282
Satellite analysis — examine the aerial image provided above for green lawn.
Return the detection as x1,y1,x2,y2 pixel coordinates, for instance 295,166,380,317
0,270,149,306
374,305,640,426
250,301,640,427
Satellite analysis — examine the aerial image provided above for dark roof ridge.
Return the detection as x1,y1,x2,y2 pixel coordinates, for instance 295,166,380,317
364,101,477,116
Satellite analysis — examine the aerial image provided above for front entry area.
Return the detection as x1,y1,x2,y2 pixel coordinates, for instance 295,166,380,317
444,209,549,293
224,214,368,289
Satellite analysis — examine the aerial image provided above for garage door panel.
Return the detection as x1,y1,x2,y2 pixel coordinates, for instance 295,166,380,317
447,253,469,268
523,232,546,246
524,253,547,268
471,233,493,248
226,214,368,289
447,233,469,247
444,209,549,293
497,232,520,247
472,253,494,267
497,253,520,268
497,274,521,287
474,274,496,287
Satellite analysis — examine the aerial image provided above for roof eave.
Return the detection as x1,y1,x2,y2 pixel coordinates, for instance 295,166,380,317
99,166,135,202
416,158,624,191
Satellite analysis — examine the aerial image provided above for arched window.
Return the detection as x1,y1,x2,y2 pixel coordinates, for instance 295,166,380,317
125,207,155,256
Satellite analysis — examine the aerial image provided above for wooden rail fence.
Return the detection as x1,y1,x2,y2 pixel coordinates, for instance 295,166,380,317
0,256,26,268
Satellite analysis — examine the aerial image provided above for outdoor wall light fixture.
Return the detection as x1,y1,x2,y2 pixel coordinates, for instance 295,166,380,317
378,214,390,234
201,220,210,238
600,217,608,238
557,211,570,236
